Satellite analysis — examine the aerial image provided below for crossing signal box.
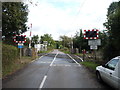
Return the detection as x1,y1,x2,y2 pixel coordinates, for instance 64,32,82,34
13,35,26,43
84,29,99,39
16,36,25,41
86,31,97,37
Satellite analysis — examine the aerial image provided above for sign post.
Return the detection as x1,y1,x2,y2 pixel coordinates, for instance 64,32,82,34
82,49,86,61
18,43,23,59
88,39,101,60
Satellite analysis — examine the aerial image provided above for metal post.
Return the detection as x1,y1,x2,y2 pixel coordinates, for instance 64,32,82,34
20,48,22,59
82,49,85,61
94,50,96,60
83,53,85,61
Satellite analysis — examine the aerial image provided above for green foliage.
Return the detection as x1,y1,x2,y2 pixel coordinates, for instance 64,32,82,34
103,1,120,61
73,29,88,53
31,35,39,47
59,35,72,48
98,30,109,48
59,47,70,54
2,44,19,66
24,37,30,47
40,34,55,48
2,2,28,44
32,35,39,44
80,61,99,70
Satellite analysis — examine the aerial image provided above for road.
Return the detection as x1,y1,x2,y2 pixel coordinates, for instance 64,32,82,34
3,49,110,89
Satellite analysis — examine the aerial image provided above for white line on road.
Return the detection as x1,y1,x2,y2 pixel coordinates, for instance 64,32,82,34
39,52,59,89
39,75,47,88
50,53,59,66
67,54,81,67
75,55,83,62
30,55,44,63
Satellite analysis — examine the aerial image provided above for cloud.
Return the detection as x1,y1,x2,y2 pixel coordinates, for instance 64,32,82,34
24,0,118,40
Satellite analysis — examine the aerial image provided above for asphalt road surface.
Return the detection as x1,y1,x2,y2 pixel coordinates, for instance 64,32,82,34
3,49,111,89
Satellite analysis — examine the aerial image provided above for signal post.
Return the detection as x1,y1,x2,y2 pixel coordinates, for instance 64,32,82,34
84,29,101,60
13,35,26,59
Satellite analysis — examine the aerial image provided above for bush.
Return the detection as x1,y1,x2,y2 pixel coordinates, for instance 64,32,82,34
2,44,19,68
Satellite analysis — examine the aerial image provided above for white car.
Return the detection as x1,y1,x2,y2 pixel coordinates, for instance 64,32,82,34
96,56,120,89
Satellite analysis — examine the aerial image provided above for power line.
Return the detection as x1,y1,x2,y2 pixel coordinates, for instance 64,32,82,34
70,0,87,31
76,0,87,16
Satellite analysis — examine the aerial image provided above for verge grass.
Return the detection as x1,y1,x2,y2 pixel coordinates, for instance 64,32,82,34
80,61,100,70
3,56,36,78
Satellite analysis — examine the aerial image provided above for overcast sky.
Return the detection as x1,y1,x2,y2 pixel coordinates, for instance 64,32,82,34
24,0,118,40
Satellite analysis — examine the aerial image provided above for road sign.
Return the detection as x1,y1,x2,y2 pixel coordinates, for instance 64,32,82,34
18,43,23,46
18,45,23,48
18,43,23,48
43,41,48,45
90,45,97,50
88,39,101,46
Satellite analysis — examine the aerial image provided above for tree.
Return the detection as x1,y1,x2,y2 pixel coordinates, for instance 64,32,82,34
73,29,88,53
31,35,39,47
24,37,30,47
2,2,28,44
59,35,72,48
55,40,63,49
103,1,120,60
40,34,55,48
98,30,109,48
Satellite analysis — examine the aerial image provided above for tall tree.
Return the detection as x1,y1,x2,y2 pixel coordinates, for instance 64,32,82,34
2,2,28,44
103,1,120,60
73,29,88,53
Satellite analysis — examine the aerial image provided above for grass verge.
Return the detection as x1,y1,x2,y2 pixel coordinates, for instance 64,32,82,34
3,56,36,78
80,61,100,70
75,53,83,57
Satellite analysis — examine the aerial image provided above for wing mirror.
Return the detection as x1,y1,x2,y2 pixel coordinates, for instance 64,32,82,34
102,64,106,68
102,64,105,67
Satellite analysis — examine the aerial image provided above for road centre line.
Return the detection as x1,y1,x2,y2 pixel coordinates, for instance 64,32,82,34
39,75,47,88
67,54,81,67
75,55,83,62
39,52,59,89
50,52,59,66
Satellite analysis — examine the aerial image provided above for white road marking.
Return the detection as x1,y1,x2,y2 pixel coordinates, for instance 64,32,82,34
40,62,51,63
50,53,58,66
52,64,71,67
39,75,47,88
39,52,59,89
39,56,43,59
65,65,71,67
67,54,81,67
30,55,44,63
75,55,83,62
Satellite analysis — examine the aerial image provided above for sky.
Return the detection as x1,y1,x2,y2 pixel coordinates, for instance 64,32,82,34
23,0,119,40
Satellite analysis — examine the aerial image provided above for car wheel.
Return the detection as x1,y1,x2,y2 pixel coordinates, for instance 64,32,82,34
96,71,102,82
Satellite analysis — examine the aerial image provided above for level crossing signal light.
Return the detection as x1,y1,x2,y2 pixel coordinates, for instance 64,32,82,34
84,29,99,39
13,35,26,43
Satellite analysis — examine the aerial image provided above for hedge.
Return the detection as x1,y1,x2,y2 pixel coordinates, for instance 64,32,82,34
2,44,19,68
